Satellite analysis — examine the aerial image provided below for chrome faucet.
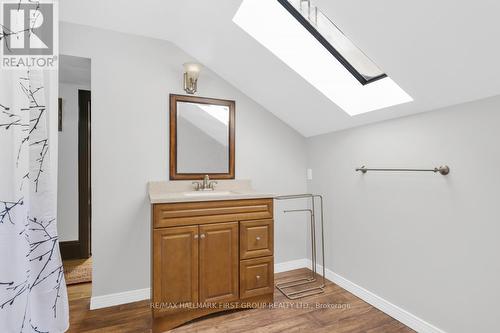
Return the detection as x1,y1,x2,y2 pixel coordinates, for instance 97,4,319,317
192,175,217,191
202,174,210,189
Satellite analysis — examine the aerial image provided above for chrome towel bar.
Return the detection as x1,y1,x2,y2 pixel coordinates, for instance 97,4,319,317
356,165,450,175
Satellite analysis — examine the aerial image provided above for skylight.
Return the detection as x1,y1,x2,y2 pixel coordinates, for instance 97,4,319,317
233,0,413,116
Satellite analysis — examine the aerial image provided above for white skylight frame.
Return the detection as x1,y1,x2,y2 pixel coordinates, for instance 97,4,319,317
232,0,413,116
284,0,386,84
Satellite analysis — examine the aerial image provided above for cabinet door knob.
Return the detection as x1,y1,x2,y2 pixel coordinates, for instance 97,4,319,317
256,236,261,241
200,234,206,239
194,234,199,239
256,275,261,280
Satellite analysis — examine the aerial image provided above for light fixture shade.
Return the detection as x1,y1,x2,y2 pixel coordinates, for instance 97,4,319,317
183,62,202,79
183,62,202,94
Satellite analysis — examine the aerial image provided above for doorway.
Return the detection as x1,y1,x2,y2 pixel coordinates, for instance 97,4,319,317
58,55,92,285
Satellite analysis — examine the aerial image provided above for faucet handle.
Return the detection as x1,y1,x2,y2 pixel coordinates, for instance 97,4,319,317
209,181,218,190
192,181,201,191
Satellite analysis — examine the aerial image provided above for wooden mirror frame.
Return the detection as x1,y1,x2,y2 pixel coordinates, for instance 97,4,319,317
169,94,235,180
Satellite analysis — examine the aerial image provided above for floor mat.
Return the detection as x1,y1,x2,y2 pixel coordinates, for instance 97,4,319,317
64,257,92,285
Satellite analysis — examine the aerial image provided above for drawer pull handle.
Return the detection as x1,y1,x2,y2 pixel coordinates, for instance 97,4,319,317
200,234,206,239
256,236,261,241
256,275,261,280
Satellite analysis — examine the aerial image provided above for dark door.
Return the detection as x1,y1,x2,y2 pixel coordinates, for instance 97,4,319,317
60,89,91,260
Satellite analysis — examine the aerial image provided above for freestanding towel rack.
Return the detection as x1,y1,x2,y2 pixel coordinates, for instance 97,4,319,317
274,194,326,299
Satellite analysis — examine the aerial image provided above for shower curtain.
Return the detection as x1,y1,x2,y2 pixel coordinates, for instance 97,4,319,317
0,69,69,331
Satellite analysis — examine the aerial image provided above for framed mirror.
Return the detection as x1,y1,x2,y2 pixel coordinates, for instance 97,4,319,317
169,94,235,180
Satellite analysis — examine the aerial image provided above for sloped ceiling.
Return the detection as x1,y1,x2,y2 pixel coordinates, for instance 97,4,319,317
61,0,500,137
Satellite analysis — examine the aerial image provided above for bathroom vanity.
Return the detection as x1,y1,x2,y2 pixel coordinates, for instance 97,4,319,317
148,181,275,332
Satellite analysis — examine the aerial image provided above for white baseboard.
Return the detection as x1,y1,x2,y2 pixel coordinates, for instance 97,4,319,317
90,288,150,310
327,270,445,333
295,259,445,333
89,259,445,333
274,258,309,273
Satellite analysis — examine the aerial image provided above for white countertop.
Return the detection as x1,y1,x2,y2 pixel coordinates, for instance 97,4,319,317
148,180,275,204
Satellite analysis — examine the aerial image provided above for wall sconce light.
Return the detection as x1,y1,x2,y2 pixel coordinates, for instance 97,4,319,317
183,62,202,94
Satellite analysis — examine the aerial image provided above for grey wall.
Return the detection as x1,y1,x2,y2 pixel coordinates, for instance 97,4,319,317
60,22,308,297
307,95,500,333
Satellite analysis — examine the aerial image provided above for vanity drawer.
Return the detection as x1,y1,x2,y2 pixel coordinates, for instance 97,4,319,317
240,257,274,299
153,199,273,228
240,219,273,259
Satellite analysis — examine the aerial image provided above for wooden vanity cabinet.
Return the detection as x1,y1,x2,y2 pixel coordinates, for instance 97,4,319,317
151,199,274,332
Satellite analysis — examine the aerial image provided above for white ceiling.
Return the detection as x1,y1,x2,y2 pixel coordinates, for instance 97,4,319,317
60,0,500,137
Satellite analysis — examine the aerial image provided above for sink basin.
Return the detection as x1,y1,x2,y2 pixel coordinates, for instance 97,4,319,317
183,191,234,197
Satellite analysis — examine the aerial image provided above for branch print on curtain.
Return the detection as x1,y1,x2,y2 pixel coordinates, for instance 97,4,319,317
0,1,69,332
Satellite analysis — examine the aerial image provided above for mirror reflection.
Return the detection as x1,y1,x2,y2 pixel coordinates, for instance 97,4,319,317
176,102,230,174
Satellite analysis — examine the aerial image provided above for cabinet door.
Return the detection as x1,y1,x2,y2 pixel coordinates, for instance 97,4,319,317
199,222,239,303
153,226,198,314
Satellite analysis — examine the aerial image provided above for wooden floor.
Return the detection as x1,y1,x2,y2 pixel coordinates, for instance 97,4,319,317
68,269,414,332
